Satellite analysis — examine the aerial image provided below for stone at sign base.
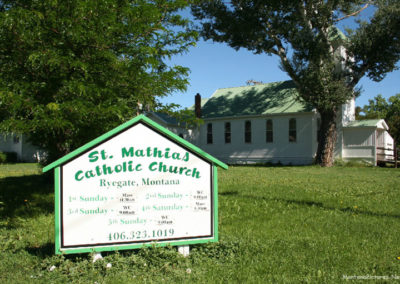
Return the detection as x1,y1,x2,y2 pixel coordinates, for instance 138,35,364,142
178,245,190,257
92,252,103,263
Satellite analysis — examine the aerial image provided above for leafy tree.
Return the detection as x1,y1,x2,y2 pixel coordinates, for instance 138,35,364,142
359,94,389,119
359,94,400,143
191,0,400,166
0,0,197,162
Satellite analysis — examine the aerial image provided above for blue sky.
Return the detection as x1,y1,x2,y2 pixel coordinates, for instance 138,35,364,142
161,7,399,109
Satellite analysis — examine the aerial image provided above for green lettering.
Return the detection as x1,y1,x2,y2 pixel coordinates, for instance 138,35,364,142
122,147,134,158
192,168,201,179
159,162,167,172
179,167,187,174
85,170,95,179
149,161,157,171
102,164,113,175
172,152,180,160
164,148,170,158
75,170,84,181
95,165,102,176
153,147,162,158
115,164,123,173
169,165,178,174
88,151,99,162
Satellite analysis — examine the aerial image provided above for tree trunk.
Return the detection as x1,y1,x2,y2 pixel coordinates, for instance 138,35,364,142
316,110,337,167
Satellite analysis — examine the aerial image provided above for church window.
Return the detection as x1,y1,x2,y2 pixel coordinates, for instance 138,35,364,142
289,118,297,142
225,122,231,143
266,119,273,143
207,123,213,144
245,120,251,143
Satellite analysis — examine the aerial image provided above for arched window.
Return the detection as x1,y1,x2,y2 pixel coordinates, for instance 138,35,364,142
245,120,251,143
225,122,231,143
289,118,296,142
266,119,273,143
207,123,213,144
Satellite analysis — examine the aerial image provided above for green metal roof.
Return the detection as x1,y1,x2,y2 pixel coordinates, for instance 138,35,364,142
345,119,381,128
201,80,313,119
151,112,182,126
187,98,209,111
328,26,347,43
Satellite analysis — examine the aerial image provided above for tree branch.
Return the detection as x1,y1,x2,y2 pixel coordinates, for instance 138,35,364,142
335,3,370,22
266,26,300,86
299,1,313,30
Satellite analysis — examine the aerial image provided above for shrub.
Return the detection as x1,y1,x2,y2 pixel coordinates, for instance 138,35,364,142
0,151,18,163
0,152,6,163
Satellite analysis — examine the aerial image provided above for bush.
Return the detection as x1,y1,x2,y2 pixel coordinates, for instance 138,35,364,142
0,151,18,163
0,152,6,163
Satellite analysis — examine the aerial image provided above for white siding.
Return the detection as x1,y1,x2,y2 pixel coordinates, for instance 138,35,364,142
377,130,395,162
341,98,355,126
342,128,376,164
384,131,394,149
343,128,375,147
19,135,47,162
194,114,316,165
0,133,21,154
0,133,45,162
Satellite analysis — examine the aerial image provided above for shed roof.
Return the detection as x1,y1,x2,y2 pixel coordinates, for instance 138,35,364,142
344,119,388,130
201,80,313,119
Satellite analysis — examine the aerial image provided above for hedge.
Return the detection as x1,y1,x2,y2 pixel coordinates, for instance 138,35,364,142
0,151,18,163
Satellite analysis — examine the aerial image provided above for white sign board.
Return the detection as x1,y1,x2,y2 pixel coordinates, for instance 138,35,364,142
44,116,226,254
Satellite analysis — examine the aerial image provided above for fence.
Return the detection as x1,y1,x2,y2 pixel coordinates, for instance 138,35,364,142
376,142,398,168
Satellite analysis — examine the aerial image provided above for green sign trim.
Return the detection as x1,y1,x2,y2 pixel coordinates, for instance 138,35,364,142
54,167,61,254
48,115,227,255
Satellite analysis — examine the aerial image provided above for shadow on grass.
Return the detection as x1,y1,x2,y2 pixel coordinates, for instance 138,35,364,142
226,163,306,168
0,174,53,223
26,242,55,258
241,194,400,219
27,243,90,261
219,191,239,196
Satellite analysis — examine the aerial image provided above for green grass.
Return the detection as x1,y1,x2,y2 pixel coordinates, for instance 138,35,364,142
1,164,400,283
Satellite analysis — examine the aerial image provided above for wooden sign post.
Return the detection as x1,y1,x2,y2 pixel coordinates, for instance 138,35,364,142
43,115,227,255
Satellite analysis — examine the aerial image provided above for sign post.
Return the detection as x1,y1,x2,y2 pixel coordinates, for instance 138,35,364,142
43,115,227,255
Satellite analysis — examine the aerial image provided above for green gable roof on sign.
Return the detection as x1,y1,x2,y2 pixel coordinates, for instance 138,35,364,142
43,115,227,172
43,115,227,255
200,80,313,119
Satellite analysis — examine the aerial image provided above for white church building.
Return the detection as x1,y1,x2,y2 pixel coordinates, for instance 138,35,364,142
0,80,394,165
149,80,394,166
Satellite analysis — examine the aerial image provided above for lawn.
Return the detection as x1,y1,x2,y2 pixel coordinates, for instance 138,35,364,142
1,164,399,283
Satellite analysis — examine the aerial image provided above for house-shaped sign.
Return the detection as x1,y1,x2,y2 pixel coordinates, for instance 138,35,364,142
43,115,228,254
